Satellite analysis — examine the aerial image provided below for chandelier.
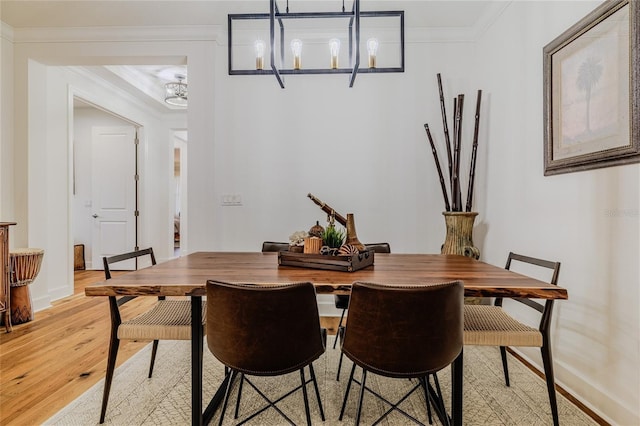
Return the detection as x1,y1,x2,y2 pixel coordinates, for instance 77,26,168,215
228,0,404,88
164,75,188,107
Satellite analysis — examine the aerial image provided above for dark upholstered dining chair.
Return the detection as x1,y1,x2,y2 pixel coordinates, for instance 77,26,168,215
335,242,391,380
339,280,464,426
261,241,290,252
206,280,326,426
99,248,205,424
464,252,561,426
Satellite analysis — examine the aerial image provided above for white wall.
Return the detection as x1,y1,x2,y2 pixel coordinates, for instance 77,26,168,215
474,2,639,424
210,41,475,253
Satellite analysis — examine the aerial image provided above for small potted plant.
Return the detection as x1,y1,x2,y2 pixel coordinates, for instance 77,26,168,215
321,225,345,256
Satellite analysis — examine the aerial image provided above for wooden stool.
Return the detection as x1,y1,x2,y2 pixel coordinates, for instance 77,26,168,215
9,248,44,325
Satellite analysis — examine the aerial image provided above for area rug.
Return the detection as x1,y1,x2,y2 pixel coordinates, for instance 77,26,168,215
46,339,596,425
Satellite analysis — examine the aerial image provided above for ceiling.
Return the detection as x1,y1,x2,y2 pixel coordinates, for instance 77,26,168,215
1,1,503,113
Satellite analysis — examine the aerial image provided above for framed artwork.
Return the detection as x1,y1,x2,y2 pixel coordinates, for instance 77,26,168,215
543,0,639,175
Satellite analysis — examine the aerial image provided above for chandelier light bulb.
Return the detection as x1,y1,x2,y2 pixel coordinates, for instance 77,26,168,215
367,38,379,68
255,40,265,70
329,38,341,69
290,39,303,70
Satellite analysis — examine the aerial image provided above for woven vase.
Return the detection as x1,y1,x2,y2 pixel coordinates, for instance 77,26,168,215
441,212,481,304
441,212,480,260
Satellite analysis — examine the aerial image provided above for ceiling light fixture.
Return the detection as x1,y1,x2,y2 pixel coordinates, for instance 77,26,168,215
164,74,188,107
228,0,404,88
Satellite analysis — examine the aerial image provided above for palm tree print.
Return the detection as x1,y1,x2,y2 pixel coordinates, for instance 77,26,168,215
576,56,603,133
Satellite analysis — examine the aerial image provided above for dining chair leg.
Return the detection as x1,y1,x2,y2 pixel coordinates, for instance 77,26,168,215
100,337,120,423
339,363,358,421
148,340,159,378
420,377,433,425
336,327,346,381
234,373,245,419
541,343,560,426
299,368,312,426
218,370,238,426
355,369,368,426
499,346,510,386
309,363,325,421
332,309,346,349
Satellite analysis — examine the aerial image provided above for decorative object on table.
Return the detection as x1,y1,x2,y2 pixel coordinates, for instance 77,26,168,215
307,193,365,250
307,193,348,227
543,0,639,175
338,244,359,255
442,212,480,260
309,221,325,238
344,213,365,251
424,73,482,260
322,225,345,254
9,248,44,325
278,249,374,272
304,236,323,254
288,230,308,253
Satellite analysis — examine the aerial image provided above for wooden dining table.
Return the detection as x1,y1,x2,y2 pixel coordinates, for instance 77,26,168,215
85,251,568,426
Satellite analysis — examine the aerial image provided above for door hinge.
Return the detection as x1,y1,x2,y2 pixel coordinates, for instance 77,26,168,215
134,210,140,217
134,174,139,181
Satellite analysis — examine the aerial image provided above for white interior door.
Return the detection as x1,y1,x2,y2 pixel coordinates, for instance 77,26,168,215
91,126,137,270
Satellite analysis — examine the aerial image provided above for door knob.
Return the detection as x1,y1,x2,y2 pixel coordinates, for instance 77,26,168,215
92,214,99,218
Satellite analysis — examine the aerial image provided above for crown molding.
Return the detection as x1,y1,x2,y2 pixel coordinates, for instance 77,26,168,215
8,25,223,44
3,2,510,45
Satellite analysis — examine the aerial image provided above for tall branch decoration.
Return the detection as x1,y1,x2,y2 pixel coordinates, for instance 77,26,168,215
424,74,482,212
424,73,483,263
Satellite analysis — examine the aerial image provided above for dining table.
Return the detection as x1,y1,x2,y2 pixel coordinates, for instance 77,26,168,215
85,251,568,426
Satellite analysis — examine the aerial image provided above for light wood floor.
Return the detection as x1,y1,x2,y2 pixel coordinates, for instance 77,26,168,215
0,271,341,425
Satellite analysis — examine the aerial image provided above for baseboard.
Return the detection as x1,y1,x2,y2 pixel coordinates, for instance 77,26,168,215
507,348,615,425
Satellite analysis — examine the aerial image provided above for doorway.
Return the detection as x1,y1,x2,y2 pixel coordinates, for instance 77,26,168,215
72,98,141,270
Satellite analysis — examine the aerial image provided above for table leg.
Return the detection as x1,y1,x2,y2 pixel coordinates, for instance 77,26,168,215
192,296,203,426
452,348,463,426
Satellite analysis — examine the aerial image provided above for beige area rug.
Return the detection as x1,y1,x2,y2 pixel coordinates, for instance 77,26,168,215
46,339,596,426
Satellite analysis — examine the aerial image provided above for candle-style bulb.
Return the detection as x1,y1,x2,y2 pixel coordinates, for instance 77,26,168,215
329,38,340,69
255,40,265,70
367,37,379,68
290,39,303,69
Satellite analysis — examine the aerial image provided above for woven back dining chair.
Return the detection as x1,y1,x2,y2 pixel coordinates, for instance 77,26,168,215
463,252,561,426
206,280,326,426
99,248,205,424
339,280,464,426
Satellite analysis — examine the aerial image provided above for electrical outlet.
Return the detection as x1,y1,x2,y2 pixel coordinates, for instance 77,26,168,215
221,194,242,206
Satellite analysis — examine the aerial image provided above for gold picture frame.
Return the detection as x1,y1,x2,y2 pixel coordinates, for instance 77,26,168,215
543,0,639,175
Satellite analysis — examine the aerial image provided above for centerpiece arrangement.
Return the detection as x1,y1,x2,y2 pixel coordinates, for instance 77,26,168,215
278,194,374,272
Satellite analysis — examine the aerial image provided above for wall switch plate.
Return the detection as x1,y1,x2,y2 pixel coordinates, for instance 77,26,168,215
221,194,242,206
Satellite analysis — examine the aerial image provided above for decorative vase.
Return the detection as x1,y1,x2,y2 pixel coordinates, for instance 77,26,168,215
441,211,480,260
344,213,365,251
441,211,481,304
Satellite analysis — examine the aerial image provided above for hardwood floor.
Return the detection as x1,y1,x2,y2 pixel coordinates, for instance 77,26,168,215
0,271,341,425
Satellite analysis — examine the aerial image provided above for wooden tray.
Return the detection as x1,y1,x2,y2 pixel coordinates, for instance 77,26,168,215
278,249,374,272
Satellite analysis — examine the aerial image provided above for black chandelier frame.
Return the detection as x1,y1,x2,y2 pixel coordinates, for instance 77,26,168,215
228,0,404,88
